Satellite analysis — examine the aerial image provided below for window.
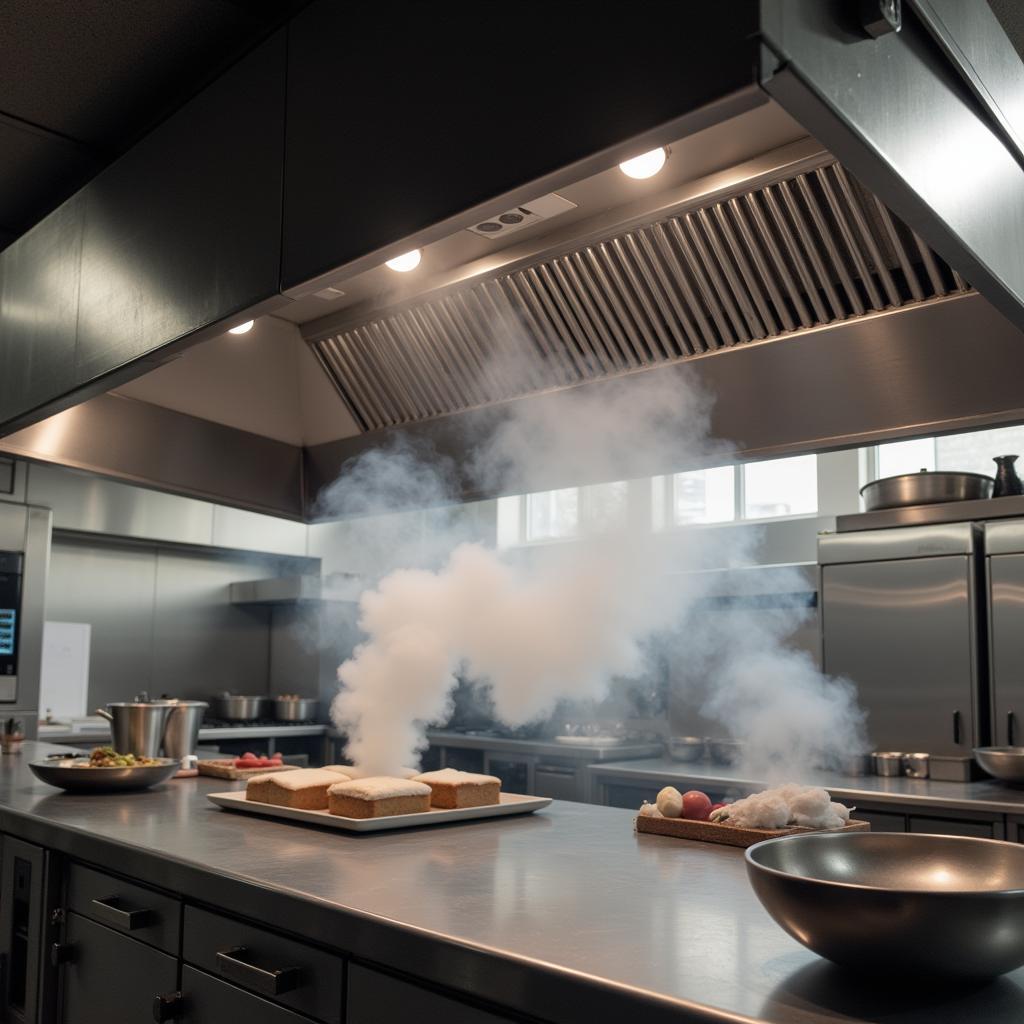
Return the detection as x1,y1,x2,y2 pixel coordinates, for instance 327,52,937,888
875,425,1024,480
497,480,629,546
743,454,817,519
656,456,817,529
526,487,578,541
671,466,735,524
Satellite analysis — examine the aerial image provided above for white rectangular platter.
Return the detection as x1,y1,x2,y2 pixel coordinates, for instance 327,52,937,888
207,790,552,833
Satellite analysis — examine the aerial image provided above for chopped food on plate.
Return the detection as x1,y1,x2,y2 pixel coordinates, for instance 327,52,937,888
75,746,161,768
709,784,852,830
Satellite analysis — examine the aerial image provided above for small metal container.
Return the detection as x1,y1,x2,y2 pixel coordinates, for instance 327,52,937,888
707,738,743,766
666,736,705,763
272,696,318,722
903,752,930,779
873,751,904,777
841,753,874,777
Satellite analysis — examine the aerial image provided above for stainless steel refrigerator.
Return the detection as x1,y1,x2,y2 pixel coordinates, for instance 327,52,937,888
819,524,985,781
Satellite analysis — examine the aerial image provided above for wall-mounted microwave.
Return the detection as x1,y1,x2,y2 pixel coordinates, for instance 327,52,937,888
0,553,23,689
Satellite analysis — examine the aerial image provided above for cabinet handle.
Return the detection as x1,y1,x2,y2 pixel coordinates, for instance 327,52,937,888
1009,711,1017,747
152,991,183,1023
49,943,75,967
216,946,299,995
90,896,153,931
953,710,962,745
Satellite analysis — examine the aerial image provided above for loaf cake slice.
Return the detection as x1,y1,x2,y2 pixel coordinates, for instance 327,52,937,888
413,768,501,809
327,777,431,819
246,768,348,810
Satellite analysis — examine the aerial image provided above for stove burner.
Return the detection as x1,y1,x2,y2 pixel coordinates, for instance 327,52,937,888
203,717,318,728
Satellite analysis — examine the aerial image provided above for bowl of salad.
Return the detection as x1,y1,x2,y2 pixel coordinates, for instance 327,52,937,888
29,747,181,792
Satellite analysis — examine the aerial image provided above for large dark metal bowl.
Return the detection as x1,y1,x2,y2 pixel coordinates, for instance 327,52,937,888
746,832,1024,978
29,757,180,792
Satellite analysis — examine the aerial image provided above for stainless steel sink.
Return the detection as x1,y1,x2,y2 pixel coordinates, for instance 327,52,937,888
746,831,1024,978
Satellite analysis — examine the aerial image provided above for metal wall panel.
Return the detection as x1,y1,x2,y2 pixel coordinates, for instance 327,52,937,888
44,538,158,709
211,506,308,558
26,463,214,546
149,551,273,699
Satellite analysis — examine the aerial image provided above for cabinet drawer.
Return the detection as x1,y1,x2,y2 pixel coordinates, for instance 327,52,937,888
180,966,312,1024
184,906,342,1023
62,912,178,1024
348,964,514,1024
67,862,180,954
908,815,1000,839
853,809,907,833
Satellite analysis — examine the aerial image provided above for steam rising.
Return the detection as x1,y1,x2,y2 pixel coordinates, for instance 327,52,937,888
325,368,866,779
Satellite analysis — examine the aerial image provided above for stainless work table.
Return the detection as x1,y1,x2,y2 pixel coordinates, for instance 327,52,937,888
4,742,1024,1024
424,728,664,761
588,758,1024,816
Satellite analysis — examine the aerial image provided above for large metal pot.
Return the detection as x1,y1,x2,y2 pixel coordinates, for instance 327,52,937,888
162,700,208,760
860,470,994,511
95,701,174,758
273,696,318,722
210,694,270,722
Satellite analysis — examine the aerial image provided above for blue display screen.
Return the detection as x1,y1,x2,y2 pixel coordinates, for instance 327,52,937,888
0,609,14,657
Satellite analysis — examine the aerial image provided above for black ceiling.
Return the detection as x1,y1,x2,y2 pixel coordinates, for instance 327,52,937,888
0,0,307,250
2,1,1023,256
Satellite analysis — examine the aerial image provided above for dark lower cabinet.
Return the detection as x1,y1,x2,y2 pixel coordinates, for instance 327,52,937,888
347,964,514,1024
178,967,311,1024
61,912,177,1024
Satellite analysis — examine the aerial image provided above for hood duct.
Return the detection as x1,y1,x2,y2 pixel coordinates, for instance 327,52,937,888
306,158,969,434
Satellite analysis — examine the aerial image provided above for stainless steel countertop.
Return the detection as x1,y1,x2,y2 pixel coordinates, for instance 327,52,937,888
588,758,1024,816
38,723,328,743
6,742,1024,1024
424,729,665,761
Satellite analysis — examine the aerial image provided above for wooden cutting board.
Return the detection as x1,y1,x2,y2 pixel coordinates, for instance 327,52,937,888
635,814,870,848
196,760,299,781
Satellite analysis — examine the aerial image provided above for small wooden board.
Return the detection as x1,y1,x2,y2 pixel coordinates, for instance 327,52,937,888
635,814,870,848
197,759,299,781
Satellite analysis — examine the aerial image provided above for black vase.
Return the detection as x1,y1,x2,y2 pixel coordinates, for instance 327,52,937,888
993,455,1024,498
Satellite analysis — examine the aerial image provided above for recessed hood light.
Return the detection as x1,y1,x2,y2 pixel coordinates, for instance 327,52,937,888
228,320,254,335
385,249,421,272
619,147,668,179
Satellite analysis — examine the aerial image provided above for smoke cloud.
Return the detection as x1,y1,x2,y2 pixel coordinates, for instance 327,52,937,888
324,365,867,779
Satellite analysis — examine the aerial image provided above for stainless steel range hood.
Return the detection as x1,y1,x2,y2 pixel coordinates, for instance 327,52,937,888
302,141,965,434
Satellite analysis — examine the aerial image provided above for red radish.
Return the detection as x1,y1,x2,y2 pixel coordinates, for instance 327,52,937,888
682,790,713,821
243,751,256,759
272,752,283,760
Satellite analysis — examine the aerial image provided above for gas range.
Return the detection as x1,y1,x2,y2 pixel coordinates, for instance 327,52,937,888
202,717,319,729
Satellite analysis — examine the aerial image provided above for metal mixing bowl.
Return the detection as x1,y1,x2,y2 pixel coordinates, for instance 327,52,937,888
746,832,1024,978
974,746,1024,784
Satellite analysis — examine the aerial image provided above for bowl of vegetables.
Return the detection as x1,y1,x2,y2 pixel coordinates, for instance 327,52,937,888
29,747,180,792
